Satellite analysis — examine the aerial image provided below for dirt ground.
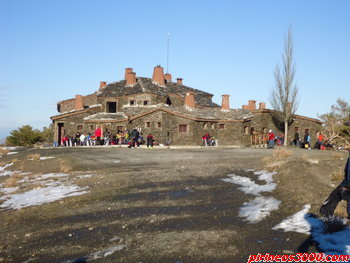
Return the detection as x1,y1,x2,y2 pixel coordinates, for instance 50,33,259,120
0,146,348,263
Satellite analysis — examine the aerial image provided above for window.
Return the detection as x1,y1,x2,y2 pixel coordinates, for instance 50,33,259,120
130,100,136,106
250,127,255,135
210,123,215,129
166,96,172,105
117,126,124,131
145,122,151,128
157,122,162,128
106,102,117,113
203,123,208,129
179,125,187,133
244,126,249,134
77,125,83,131
219,124,225,130
90,125,94,130
294,127,299,133
143,100,149,106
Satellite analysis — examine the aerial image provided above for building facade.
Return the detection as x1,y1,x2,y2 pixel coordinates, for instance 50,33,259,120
51,66,322,146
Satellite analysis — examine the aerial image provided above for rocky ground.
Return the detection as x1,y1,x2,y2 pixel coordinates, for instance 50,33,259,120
0,146,349,263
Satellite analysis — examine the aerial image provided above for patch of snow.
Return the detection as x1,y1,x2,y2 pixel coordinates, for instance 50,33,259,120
273,205,350,254
0,163,14,177
0,184,89,210
7,152,18,155
3,147,17,150
222,170,280,223
239,196,281,223
308,159,319,164
109,236,120,242
77,174,95,179
37,173,70,180
39,156,55,160
0,186,19,195
112,160,121,163
221,172,276,195
62,244,125,263
272,205,312,234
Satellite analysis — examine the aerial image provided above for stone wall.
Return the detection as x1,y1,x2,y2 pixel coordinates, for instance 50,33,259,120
250,111,322,145
59,94,97,113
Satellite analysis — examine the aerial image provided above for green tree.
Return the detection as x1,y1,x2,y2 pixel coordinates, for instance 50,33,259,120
6,125,43,146
41,125,54,144
270,27,299,146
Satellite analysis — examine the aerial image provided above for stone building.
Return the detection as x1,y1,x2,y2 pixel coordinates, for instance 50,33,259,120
51,65,322,146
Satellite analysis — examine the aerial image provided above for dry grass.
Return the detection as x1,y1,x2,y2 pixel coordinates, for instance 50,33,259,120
59,159,72,173
334,202,348,218
4,173,23,188
331,169,344,183
262,148,293,171
0,148,9,156
27,153,41,161
331,152,344,160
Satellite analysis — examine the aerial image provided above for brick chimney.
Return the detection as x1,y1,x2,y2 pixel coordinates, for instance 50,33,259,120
176,78,183,85
124,68,133,80
259,102,266,110
221,94,230,111
248,100,256,111
152,65,165,85
75,95,83,110
99,81,107,90
184,92,195,109
242,105,249,110
164,73,172,82
126,72,136,86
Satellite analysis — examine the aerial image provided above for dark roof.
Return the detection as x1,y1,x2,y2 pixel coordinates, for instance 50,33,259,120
125,105,253,122
97,77,219,107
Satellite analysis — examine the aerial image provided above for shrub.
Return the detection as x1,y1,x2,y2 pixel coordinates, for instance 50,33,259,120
6,125,43,146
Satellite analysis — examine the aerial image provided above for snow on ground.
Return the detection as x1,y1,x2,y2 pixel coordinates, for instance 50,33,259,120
7,152,18,155
62,244,126,263
0,166,94,209
221,171,276,195
77,174,96,179
39,156,55,160
272,204,313,234
0,163,13,176
0,183,89,210
273,205,350,254
222,170,280,223
239,196,281,223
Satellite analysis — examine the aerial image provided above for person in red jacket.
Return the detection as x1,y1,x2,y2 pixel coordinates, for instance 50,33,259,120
147,133,154,148
94,127,102,145
268,130,275,149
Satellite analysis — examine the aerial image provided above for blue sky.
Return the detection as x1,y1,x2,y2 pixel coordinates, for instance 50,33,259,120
0,0,349,143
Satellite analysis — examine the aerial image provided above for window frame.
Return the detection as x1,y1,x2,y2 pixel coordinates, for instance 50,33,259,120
179,124,188,134
106,101,117,113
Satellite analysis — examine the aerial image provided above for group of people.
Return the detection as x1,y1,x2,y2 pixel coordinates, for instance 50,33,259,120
59,127,156,149
267,130,284,148
292,131,326,150
201,133,217,146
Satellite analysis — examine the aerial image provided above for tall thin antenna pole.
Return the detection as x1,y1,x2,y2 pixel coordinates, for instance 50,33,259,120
166,33,170,73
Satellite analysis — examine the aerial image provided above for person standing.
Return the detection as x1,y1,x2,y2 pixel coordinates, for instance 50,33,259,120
147,133,154,148
303,131,311,149
95,127,102,145
268,130,275,149
294,131,300,147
